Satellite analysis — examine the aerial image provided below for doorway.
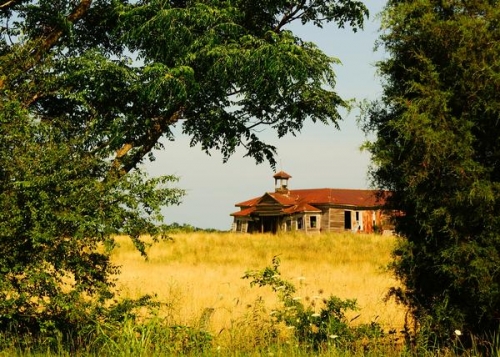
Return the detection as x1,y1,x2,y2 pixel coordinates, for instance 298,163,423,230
344,211,352,230
261,216,279,233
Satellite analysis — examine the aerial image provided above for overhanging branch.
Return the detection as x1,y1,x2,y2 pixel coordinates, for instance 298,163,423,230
109,108,185,178
274,0,306,32
0,0,23,10
30,0,93,65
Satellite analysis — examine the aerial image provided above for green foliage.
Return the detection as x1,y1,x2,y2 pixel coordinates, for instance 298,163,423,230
0,102,184,345
95,318,213,356
0,0,369,351
243,256,384,351
164,222,223,233
362,0,500,348
0,311,213,356
1,0,369,170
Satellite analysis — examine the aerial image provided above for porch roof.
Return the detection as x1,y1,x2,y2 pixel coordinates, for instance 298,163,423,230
283,202,321,214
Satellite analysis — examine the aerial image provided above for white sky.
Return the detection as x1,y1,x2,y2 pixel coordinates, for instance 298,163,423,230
145,2,386,230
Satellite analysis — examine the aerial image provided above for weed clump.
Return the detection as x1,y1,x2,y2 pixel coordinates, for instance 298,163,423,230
243,256,385,352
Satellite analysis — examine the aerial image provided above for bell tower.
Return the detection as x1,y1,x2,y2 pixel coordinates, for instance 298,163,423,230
273,171,292,193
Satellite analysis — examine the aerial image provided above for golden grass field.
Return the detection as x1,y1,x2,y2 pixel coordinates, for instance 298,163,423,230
111,231,407,346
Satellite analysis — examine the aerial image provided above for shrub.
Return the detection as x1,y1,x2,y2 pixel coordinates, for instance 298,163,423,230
0,102,184,353
243,256,384,351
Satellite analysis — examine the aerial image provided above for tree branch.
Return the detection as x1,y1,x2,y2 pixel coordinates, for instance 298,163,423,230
0,0,23,10
109,108,185,178
246,117,280,130
110,142,133,174
274,0,307,32
31,0,93,64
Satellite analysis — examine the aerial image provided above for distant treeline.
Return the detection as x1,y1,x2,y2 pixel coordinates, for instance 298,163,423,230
163,222,225,233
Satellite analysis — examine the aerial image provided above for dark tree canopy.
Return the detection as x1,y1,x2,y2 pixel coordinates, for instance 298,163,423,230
0,0,368,339
363,0,500,345
1,0,368,173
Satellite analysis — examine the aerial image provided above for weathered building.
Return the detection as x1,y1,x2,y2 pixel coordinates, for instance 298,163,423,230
230,171,392,234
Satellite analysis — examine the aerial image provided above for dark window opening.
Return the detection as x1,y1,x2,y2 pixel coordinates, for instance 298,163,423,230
310,216,317,228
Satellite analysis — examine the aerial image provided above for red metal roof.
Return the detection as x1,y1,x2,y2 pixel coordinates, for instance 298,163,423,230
283,202,321,214
273,171,292,179
231,206,256,217
265,192,296,205
235,196,261,207
236,188,386,207
232,188,388,217
287,188,386,207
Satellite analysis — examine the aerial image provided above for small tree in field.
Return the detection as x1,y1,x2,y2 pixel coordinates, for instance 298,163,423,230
0,0,369,344
363,0,500,347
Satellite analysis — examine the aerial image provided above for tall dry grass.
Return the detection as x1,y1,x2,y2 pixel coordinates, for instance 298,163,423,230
111,231,406,342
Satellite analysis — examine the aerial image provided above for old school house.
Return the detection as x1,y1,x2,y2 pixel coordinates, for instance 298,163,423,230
230,171,392,234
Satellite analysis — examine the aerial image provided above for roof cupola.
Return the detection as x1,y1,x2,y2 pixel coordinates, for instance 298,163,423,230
273,171,291,193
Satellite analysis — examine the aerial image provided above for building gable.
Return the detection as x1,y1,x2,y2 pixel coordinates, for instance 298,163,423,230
254,193,289,216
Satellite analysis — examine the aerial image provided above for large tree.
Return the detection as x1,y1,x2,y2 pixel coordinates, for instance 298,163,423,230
0,0,368,339
1,0,368,173
363,0,500,345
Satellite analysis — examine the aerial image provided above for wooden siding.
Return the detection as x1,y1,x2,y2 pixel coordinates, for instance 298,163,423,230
254,195,284,216
320,211,329,232
329,208,345,232
304,214,320,233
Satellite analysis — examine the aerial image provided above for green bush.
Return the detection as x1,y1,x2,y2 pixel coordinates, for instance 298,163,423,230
243,256,384,351
0,102,184,353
